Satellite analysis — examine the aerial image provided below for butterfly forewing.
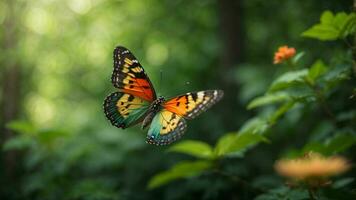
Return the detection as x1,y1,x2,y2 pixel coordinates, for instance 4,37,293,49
112,46,156,102
163,90,224,119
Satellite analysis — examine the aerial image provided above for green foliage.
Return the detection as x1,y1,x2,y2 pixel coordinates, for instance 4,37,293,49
147,9,356,200
239,117,270,135
149,128,267,188
255,187,309,200
291,52,305,65
247,92,290,109
147,161,212,189
213,132,266,157
302,11,356,40
332,178,355,189
268,69,309,92
307,60,328,82
268,102,296,124
6,120,37,135
3,121,68,151
2,135,34,151
66,179,119,200
302,133,356,156
168,140,213,159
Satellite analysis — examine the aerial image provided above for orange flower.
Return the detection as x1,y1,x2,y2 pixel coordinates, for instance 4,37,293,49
273,45,296,64
275,152,350,180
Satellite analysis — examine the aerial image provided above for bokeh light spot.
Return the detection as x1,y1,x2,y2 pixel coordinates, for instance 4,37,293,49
26,94,55,126
146,43,169,66
0,1,8,25
67,0,92,15
25,7,53,35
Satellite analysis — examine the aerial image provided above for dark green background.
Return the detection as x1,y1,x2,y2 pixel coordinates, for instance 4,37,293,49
1,0,355,199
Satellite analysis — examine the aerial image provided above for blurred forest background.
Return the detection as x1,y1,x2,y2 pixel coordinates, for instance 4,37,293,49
1,0,355,199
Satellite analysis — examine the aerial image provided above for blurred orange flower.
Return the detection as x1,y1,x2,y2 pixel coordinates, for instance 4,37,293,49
275,152,350,180
273,45,296,64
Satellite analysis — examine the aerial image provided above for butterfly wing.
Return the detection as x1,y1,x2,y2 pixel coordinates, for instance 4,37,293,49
104,92,150,129
163,90,224,119
146,90,223,145
146,110,187,145
112,46,156,102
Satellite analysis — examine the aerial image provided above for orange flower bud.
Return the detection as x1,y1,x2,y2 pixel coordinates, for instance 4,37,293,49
273,45,296,64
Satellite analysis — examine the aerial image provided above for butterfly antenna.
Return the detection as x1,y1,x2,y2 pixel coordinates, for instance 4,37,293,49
159,70,163,96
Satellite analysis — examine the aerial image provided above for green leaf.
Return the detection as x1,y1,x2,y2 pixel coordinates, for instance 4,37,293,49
247,92,291,109
302,133,356,155
308,60,328,81
323,64,352,85
332,177,354,189
302,24,339,40
3,136,34,151
268,69,308,92
37,129,68,144
320,10,334,24
67,179,119,200
302,11,356,41
214,132,266,157
214,133,237,157
6,120,37,135
255,187,308,200
147,160,211,189
302,142,327,155
282,87,315,103
340,13,356,38
239,117,270,135
291,51,305,65
323,133,356,154
168,140,213,159
268,101,295,124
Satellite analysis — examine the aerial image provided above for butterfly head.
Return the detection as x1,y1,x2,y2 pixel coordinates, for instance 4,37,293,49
150,96,166,112
157,96,165,103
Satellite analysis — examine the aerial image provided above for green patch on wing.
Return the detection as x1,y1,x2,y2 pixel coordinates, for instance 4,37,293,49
147,113,162,139
146,110,187,146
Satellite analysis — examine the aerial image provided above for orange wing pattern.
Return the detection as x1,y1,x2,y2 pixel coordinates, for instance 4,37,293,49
163,90,224,119
112,46,156,102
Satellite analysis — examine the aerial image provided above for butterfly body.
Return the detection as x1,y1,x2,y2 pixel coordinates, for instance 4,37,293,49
104,46,224,145
141,96,165,130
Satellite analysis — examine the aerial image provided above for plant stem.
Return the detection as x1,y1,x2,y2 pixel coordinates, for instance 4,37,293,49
313,85,334,119
286,59,296,70
353,0,356,76
213,169,266,193
308,188,318,200
304,78,336,122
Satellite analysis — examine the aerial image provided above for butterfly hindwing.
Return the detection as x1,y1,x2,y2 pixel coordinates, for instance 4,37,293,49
104,92,149,129
112,46,156,102
146,110,187,145
163,90,224,119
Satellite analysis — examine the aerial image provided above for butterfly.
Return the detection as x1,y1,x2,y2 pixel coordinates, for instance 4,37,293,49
103,46,224,145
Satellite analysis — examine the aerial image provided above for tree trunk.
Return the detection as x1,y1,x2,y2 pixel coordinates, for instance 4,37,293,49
217,0,244,67
353,0,356,74
1,0,21,181
217,0,245,131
